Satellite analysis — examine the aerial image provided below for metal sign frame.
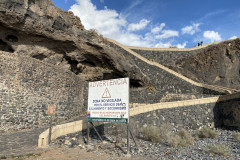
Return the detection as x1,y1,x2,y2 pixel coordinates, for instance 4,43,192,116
87,77,135,154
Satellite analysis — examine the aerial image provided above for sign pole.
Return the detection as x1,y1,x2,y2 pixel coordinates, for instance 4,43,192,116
127,79,130,155
47,105,55,145
127,123,130,154
48,115,52,144
90,122,103,141
87,121,89,144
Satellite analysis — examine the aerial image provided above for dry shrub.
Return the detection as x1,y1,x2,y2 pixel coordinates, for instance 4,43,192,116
205,144,231,157
195,127,219,139
177,129,194,147
140,123,173,143
89,28,98,36
233,132,240,143
140,124,194,147
167,129,194,147
159,123,173,142
140,125,162,143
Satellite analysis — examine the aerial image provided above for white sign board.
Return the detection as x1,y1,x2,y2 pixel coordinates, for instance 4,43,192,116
88,78,129,123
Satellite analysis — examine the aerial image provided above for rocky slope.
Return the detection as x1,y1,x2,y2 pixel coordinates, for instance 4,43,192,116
168,39,240,89
0,0,146,86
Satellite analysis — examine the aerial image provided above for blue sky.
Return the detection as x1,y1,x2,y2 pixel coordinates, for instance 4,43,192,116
53,0,240,48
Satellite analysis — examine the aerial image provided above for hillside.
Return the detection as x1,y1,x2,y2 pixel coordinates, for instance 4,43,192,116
167,39,240,89
128,39,240,90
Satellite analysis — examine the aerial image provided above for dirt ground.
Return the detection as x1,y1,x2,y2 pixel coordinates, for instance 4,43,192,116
4,146,143,160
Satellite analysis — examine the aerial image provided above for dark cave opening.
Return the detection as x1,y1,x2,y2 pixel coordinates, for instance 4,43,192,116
64,56,82,74
6,35,18,43
130,79,143,88
0,39,14,52
82,60,96,67
103,72,143,88
32,54,47,60
102,72,123,80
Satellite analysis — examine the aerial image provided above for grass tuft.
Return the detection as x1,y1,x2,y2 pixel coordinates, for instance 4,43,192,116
195,127,219,139
205,144,231,157
233,132,240,143
167,129,194,147
140,124,194,147
26,153,34,157
140,125,163,143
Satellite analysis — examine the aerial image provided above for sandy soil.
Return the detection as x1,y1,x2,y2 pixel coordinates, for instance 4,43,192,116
4,146,143,160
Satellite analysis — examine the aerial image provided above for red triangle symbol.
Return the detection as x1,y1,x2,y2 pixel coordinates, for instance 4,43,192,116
102,88,111,98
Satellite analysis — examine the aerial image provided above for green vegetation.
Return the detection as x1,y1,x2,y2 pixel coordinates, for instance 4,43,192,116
140,124,194,147
194,127,219,139
148,85,157,93
205,144,231,157
233,132,240,143
4,152,43,160
26,153,35,157
0,156,7,159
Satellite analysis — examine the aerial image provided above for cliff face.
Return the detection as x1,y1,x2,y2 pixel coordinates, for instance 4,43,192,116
168,39,240,89
0,0,146,85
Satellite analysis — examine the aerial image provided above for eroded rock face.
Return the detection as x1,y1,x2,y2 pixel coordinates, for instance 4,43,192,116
0,0,146,85
168,39,240,89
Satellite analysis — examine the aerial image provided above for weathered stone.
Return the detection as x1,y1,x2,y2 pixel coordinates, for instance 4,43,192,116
0,0,146,84
64,139,71,146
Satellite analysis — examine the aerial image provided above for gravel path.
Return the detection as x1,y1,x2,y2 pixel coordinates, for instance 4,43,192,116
0,127,47,157
1,128,239,160
51,129,240,160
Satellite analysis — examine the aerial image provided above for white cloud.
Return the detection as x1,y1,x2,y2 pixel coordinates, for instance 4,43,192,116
100,0,104,3
155,42,172,48
127,19,150,32
151,23,165,33
203,30,222,42
155,30,179,39
229,36,237,39
181,23,200,35
70,0,127,39
69,0,186,48
155,42,186,48
176,42,187,48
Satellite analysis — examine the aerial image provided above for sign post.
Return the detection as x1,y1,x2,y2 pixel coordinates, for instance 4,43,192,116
48,105,55,144
87,78,130,152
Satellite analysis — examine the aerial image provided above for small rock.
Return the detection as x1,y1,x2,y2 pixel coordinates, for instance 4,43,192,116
64,139,71,146
138,148,144,153
79,144,85,149
72,137,77,141
86,145,95,152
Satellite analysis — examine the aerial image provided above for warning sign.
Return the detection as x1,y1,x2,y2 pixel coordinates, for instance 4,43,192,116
88,78,129,123
48,105,55,115
102,88,111,98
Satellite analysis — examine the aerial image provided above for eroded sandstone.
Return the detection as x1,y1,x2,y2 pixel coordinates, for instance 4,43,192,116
0,0,147,85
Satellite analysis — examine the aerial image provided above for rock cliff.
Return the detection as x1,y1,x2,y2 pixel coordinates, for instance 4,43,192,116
0,0,146,86
168,39,240,89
